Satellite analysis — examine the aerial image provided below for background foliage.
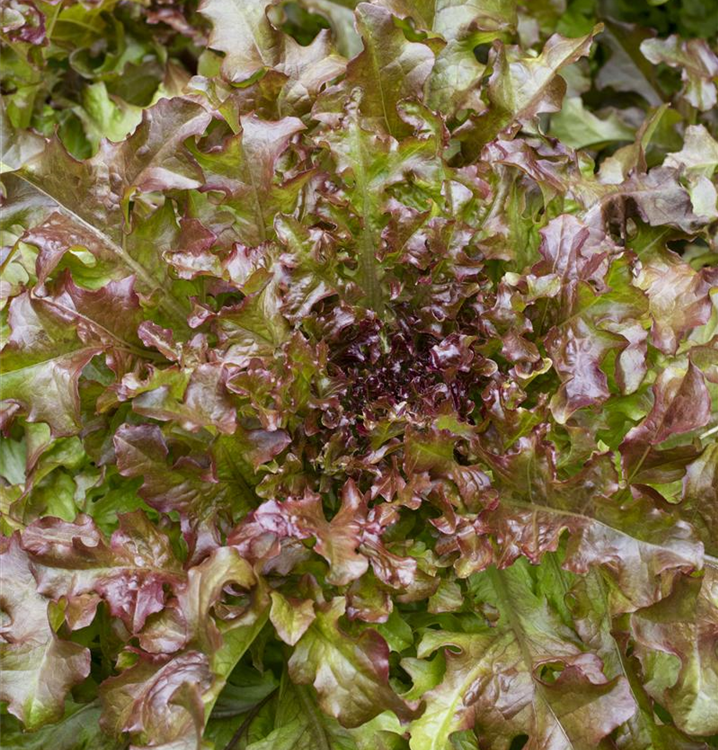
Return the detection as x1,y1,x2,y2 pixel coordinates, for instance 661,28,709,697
2,0,718,748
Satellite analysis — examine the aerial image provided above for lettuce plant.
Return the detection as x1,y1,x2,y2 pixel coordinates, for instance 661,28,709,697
2,1,718,748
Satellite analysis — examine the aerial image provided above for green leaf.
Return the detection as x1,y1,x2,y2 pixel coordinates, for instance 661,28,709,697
549,96,635,149
474,27,601,143
200,0,283,84
245,676,358,749
0,537,90,729
288,597,421,728
631,564,718,736
0,702,124,750
0,292,104,436
316,3,435,138
409,559,636,750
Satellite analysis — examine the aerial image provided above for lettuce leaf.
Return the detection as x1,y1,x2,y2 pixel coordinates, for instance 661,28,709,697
3,1,718,748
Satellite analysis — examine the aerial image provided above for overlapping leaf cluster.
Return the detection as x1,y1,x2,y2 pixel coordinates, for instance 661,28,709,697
3,0,718,748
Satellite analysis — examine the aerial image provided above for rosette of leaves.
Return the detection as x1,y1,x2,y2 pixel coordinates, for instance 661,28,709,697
2,1,718,749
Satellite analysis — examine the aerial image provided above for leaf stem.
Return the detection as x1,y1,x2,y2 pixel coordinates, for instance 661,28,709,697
223,688,278,750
